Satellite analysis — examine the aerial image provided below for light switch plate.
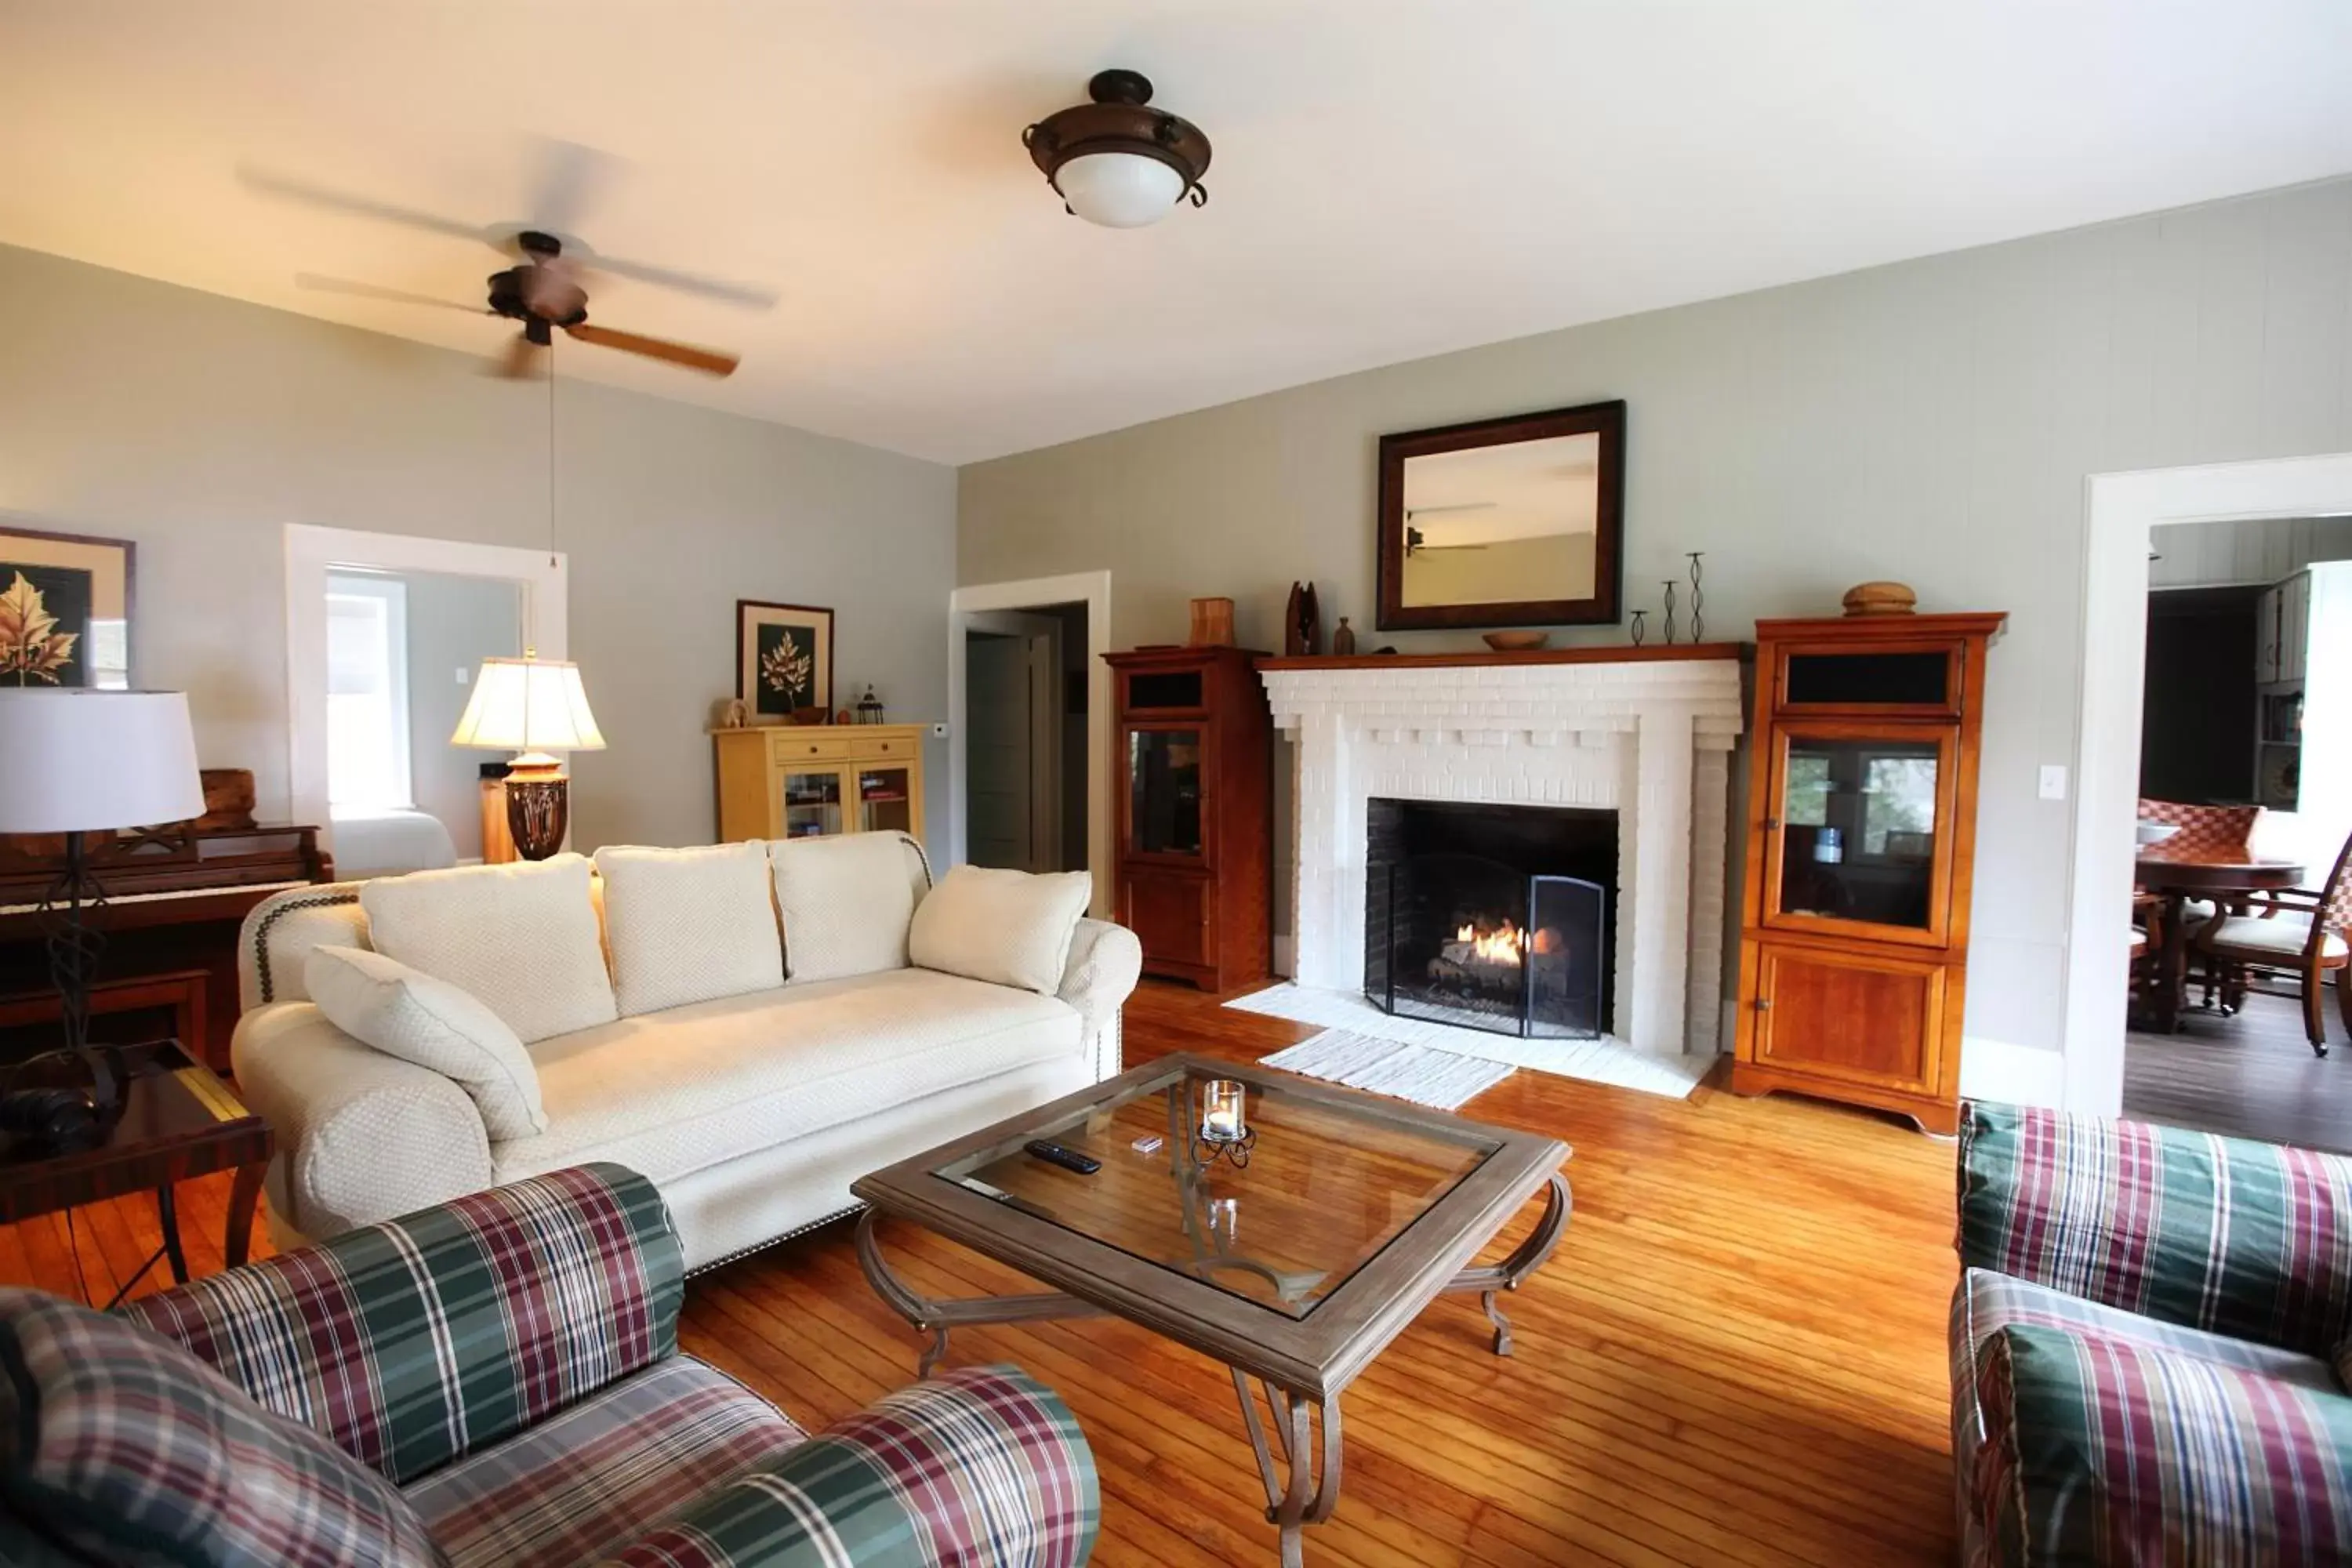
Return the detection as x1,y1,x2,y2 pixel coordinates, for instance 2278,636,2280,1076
2038,764,2067,801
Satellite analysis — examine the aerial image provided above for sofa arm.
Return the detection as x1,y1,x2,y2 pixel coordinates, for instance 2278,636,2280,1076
598,1366,1097,1568
231,1000,495,1239
124,1163,683,1486
1958,1101,2352,1358
1059,918,1141,1082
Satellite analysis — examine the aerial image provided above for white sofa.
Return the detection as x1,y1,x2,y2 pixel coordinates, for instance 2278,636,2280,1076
230,833,1141,1272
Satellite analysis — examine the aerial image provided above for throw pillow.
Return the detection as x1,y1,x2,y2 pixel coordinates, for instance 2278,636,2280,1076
303,944,546,1139
359,854,617,1044
769,832,922,984
909,863,1092,996
0,1287,445,1568
593,842,786,1015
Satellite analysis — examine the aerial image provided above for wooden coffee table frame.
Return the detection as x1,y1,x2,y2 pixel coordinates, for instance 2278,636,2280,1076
851,1053,1570,1566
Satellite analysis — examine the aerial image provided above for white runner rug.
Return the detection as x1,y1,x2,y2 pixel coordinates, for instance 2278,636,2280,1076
1258,1029,1515,1111
1229,982,1707,1102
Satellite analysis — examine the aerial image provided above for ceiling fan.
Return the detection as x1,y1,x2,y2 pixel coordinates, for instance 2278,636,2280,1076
246,147,769,379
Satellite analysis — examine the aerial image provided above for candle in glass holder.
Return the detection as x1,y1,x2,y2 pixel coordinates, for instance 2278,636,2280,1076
1200,1079,1247,1143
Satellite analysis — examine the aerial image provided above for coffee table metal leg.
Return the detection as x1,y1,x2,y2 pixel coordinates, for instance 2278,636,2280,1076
1443,1173,1570,1356
1230,1369,1341,1566
157,1183,189,1285
854,1209,1107,1377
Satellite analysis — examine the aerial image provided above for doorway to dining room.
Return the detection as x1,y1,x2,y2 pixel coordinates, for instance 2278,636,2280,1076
2124,513,2352,1152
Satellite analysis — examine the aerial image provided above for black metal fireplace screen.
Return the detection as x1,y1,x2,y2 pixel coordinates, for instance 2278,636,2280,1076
1363,801,1613,1040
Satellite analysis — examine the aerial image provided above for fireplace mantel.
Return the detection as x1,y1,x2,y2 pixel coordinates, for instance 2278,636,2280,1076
1257,641,1751,673
1260,650,1745,1058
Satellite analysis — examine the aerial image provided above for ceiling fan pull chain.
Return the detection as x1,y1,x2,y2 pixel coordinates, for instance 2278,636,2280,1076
547,335,558,568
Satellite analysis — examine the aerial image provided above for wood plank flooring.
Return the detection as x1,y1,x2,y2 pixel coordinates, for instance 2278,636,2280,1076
0,982,1963,1564
2124,986,2352,1152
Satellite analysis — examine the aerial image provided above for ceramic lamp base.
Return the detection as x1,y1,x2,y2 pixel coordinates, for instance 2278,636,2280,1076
502,761,571,861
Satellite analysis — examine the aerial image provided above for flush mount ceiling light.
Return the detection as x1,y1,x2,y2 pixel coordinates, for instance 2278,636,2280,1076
1023,69,1211,229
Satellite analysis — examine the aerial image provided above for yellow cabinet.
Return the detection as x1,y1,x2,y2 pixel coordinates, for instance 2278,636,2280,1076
712,724,927,844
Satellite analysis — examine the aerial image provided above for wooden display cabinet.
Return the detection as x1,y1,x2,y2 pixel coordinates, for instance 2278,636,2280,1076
1731,612,2005,1134
1105,646,1273,992
712,724,927,844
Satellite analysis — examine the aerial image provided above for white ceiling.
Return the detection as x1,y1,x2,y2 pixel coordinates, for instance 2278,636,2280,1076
3,1,2349,465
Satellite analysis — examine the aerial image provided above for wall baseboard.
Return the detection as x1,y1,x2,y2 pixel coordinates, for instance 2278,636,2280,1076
1958,1035,2066,1109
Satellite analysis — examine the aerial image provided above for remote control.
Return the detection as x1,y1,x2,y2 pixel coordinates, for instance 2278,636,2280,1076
1025,1139,1102,1174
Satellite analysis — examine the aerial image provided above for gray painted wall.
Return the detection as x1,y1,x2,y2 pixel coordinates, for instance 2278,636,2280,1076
401,570,523,859
960,176,2352,1066
0,241,956,852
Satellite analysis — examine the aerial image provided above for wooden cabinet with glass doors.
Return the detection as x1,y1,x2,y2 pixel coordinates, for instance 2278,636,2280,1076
711,724,926,844
1105,645,1272,992
1731,612,2005,1134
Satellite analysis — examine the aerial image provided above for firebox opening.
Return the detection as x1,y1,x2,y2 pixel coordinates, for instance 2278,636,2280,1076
1364,800,1617,1040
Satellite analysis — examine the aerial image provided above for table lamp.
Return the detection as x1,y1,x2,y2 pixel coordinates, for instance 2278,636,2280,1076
449,652,605,859
0,690,205,1138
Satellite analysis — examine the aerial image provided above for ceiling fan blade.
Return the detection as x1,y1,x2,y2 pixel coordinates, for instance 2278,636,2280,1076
564,322,739,377
293,274,491,314
573,248,779,310
493,332,543,379
528,139,619,240
239,165,490,245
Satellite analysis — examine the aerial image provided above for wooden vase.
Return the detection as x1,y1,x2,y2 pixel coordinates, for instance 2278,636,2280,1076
1189,597,1236,647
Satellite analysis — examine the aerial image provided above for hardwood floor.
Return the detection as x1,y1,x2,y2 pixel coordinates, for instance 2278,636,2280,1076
0,982,1964,1565
2125,985,2352,1152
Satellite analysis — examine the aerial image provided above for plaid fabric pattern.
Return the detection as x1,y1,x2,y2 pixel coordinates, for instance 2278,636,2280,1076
1958,1102,2352,1359
1976,1322,2352,1564
0,1287,445,1568
597,1365,1098,1568
125,1162,684,1484
408,1356,804,1568
2136,799,2262,859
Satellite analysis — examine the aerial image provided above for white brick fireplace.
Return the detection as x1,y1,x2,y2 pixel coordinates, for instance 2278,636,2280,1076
1261,653,1746,1058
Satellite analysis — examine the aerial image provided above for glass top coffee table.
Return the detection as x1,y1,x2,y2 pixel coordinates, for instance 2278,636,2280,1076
851,1051,1570,1566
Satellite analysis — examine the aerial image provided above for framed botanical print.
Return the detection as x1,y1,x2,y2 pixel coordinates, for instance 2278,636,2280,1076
0,524,134,688
736,600,834,724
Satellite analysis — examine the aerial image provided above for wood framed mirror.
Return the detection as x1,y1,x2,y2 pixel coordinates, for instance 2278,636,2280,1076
1376,399,1625,630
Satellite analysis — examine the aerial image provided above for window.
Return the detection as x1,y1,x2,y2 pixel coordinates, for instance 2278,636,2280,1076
325,573,412,810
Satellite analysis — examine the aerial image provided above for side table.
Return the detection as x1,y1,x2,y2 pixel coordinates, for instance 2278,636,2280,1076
0,1039,272,1306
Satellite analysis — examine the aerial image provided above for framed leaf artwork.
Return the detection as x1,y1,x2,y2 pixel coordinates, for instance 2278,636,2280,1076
0,524,134,688
736,600,834,724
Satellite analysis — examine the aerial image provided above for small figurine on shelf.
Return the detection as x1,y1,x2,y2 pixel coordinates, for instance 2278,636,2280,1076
1283,581,1321,657
855,684,887,724
1331,616,1356,655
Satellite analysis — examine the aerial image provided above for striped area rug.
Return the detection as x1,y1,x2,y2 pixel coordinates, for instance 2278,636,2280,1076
1229,982,1708,1102
1258,1029,1515,1111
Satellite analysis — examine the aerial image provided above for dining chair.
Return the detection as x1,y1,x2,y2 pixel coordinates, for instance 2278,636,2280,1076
2136,799,2263,1006
2194,826,2352,1056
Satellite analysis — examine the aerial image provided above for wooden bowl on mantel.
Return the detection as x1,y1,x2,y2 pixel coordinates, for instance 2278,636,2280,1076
1842,581,1918,616
1481,631,1551,651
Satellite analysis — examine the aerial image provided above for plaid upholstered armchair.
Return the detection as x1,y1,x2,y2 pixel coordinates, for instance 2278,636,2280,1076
0,1164,1098,1566
1951,1103,2352,1564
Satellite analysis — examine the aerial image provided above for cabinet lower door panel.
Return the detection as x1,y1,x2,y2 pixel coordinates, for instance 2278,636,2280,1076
1751,942,1946,1093
1123,866,1215,975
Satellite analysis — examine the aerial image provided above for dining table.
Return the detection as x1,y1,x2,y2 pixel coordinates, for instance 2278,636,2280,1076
2135,843,2307,1032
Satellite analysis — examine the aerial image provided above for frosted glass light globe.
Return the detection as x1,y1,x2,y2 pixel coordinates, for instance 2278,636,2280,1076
1054,153,1185,229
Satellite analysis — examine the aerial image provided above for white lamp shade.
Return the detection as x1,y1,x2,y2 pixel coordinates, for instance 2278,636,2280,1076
1054,152,1185,228
0,689,205,833
449,656,606,753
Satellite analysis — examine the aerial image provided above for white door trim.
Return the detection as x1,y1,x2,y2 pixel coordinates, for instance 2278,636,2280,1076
2063,452,2352,1114
286,524,566,852
948,572,1112,916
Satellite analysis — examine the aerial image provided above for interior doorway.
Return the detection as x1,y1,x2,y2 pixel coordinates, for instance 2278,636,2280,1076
964,608,1073,873
2122,514,2352,1150
948,572,1112,914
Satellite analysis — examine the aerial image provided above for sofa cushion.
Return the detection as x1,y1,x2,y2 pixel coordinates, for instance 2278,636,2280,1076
405,1356,802,1568
0,1287,445,1568
1975,1320,2352,1564
910,864,1092,996
361,855,618,1044
769,832,919,984
594,843,785,1016
495,968,1081,1186
303,944,546,1138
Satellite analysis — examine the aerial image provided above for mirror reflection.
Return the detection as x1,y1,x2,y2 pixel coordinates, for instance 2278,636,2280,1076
1399,433,1602,609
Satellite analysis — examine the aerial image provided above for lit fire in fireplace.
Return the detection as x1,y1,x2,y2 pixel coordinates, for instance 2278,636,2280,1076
1453,920,1527,967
